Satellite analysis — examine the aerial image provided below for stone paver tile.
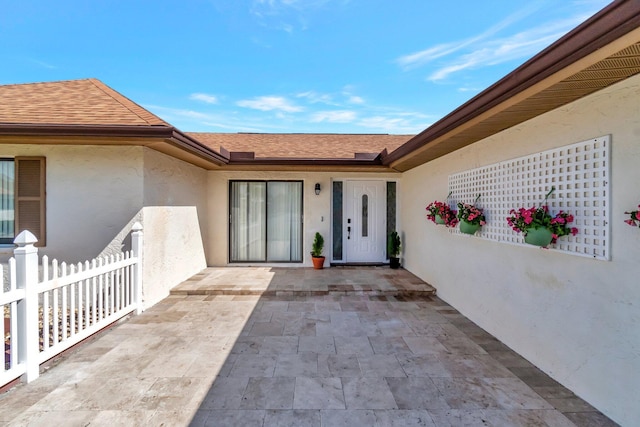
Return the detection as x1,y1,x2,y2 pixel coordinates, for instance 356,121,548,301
531,385,576,399
314,301,341,312
153,409,210,426
357,354,406,377
436,335,488,355
6,410,97,426
374,409,436,426
263,409,321,427
334,336,374,355
403,336,450,355
546,396,598,412
481,409,576,427
283,319,317,336
376,318,416,337
563,411,620,427
298,336,336,354
240,377,295,409
200,409,266,426
407,322,448,337
431,377,497,410
260,336,299,354
138,377,209,411
386,377,450,410
84,410,157,426
426,408,493,426
271,311,303,323
228,354,277,377
293,377,345,410
320,409,377,426
369,336,413,355
437,354,514,378
396,354,449,377
287,302,316,312
509,366,562,388
342,377,398,410
199,377,250,410
488,350,536,368
248,321,284,336
481,377,553,410
275,353,318,377
230,336,264,354
65,376,155,411
325,354,362,377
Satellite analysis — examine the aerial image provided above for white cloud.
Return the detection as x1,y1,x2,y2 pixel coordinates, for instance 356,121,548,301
310,110,356,123
189,93,218,104
396,4,592,82
357,116,426,134
296,91,334,104
237,96,304,112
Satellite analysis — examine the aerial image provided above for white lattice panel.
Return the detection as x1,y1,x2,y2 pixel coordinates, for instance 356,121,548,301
448,135,610,260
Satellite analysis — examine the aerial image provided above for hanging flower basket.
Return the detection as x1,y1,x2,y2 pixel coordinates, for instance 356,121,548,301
624,204,639,227
456,195,486,235
426,200,458,228
506,187,578,248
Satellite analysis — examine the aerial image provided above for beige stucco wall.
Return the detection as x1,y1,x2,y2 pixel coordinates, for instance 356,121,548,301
206,171,400,267
400,74,640,426
139,149,208,308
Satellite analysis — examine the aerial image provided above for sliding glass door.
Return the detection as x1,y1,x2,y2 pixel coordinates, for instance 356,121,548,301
230,181,303,262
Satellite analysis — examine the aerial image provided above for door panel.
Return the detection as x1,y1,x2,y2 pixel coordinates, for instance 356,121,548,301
344,181,386,262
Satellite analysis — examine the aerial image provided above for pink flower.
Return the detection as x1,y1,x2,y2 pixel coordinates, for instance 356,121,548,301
571,227,579,236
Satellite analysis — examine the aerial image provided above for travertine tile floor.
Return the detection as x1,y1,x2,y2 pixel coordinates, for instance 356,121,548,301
0,268,617,426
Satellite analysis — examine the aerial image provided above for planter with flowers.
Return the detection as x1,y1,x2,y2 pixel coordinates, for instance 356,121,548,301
624,204,639,227
426,193,458,228
457,195,486,235
506,187,578,247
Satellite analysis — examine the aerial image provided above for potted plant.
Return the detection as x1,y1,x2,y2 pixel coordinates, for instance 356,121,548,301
624,204,640,227
311,232,325,269
456,194,486,235
426,193,458,227
387,231,401,269
506,187,578,247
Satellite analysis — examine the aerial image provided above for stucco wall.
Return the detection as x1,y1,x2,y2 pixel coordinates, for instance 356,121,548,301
206,171,400,267
400,74,640,425
140,149,208,308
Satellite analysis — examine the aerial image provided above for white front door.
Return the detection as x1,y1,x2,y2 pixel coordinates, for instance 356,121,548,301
344,180,386,263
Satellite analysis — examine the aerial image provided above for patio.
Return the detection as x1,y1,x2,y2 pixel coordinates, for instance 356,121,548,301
0,267,616,426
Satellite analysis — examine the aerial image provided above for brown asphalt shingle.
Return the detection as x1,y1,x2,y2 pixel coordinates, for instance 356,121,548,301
188,132,413,159
0,78,169,126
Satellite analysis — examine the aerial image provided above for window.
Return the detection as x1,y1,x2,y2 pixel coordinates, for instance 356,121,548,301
229,181,302,262
0,157,46,245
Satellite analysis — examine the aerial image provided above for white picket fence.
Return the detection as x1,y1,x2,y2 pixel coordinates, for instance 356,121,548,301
1,223,143,387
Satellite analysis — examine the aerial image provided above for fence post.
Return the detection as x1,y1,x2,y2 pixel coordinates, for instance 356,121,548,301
14,230,40,383
131,222,143,315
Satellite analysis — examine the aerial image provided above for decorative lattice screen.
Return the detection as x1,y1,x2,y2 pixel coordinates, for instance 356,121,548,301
448,135,610,260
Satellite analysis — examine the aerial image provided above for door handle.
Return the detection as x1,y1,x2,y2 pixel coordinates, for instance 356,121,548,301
347,226,351,239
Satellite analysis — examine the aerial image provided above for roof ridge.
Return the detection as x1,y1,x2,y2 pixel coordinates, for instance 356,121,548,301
87,78,169,127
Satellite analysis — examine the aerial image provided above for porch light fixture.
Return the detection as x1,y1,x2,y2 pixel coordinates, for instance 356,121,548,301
315,183,321,195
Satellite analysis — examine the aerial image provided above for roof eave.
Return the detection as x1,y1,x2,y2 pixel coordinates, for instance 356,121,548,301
0,123,229,167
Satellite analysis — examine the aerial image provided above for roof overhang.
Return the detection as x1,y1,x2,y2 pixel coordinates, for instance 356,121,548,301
384,1,640,172
0,123,228,169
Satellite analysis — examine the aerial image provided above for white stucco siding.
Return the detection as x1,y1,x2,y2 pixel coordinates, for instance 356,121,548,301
206,171,401,267
140,149,209,307
0,144,144,262
400,74,640,426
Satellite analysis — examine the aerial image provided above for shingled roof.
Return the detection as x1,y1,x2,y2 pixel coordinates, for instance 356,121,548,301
188,132,412,160
0,78,168,126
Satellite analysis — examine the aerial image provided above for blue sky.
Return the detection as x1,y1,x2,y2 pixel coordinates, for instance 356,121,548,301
0,0,611,134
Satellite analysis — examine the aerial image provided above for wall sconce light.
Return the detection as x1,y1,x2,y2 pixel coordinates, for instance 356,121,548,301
315,183,321,195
